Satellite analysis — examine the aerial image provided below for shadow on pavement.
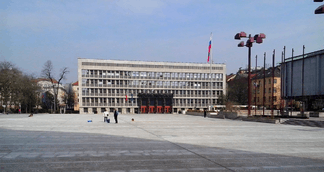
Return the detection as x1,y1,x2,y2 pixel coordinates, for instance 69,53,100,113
0,127,324,172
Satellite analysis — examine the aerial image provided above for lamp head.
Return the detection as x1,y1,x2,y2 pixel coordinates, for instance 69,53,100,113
235,33,241,40
256,37,263,44
234,31,247,40
259,33,266,39
315,4,324,14
240,32,247,38
238,41,244,47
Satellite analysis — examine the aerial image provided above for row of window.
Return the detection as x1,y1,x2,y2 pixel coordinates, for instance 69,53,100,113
81,89,223,95
253,88,277,94
82,70,224,80
82,98,218,104
253,79,277,86
82,79,223,88
81,62,224,70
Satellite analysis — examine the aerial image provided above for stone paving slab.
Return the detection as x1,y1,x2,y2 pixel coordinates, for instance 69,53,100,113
0,113,324,171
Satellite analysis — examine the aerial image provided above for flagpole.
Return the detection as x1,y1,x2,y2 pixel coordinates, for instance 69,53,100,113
210,32,213,110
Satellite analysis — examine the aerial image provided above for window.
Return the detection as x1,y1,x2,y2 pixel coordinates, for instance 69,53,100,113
84,108,88,113
268,79,271,84
274,79,277,84
273,96,277,102
274,88,277,93
269,88,271,93
82,69,88,76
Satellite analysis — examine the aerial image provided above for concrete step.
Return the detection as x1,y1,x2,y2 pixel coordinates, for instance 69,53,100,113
281,119,324,128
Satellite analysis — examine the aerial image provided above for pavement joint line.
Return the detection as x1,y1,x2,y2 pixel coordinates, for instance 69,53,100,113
125,119,236,172
0,158,215,164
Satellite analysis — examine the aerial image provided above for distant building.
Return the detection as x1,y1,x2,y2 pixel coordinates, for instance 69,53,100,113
78,58,226,114
251,67,281,109
72,81,79,111
35,78,67,112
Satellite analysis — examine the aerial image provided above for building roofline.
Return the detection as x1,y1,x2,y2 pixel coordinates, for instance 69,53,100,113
283,48,324,63
78,58,226,66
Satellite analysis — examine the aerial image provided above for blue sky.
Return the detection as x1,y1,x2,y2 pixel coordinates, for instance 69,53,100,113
1,0,324,84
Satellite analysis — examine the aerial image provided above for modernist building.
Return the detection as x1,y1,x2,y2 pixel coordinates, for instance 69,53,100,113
281,48,324,110
78,58,226,114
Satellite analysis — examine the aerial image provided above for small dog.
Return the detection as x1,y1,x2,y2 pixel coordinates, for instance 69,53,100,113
28,114,33,117
132,118,134,121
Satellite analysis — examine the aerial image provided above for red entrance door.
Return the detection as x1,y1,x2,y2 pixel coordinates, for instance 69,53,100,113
149,106,154,113
164,106,171,113
156,106,162,113
141,106,147,113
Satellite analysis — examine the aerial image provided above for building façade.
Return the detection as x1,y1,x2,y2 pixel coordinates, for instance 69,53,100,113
78,58,226,114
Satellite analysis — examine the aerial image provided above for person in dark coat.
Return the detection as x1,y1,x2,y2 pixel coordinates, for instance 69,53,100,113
204,109,207,118
114,109,118,123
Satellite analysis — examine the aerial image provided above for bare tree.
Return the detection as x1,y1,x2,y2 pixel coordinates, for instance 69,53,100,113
41,60,69,112
64,84,75,110
0,61,40,113
19,74,41,113
227,75,248,105
0,61,22,112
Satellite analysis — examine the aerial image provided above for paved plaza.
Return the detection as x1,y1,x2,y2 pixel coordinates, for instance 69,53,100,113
1,113,324,172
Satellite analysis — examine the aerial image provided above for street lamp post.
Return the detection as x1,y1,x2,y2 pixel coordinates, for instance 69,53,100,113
235,32,266,116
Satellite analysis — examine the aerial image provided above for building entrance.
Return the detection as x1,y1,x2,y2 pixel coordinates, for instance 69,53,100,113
138,93,173,114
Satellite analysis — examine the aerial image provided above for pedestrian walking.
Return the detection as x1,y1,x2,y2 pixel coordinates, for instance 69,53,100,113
204,109,207,118
114,109,118,123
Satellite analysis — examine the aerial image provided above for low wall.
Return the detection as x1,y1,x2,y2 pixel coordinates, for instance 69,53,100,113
186,111,280,124
210,111,239,119
242,117,280,124
185,111,203,116
186,111,218,117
